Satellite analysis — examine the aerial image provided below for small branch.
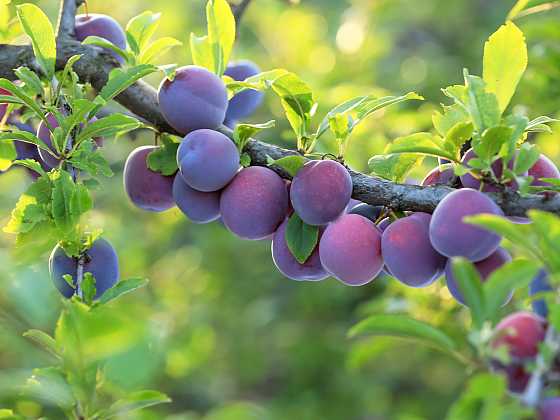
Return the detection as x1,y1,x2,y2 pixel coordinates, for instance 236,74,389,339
232,0,253,28
1,40,560,216
522,326,560,407
76,255,85,299
57,0,84,39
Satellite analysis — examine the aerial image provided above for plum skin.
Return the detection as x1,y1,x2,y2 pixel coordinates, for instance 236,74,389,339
123,146,175,212
529,154,560,187
290,160,352,226
172,173,221,224
75,14,126,62
539,398,560,420
445,247,512,305
429,188,504,262
49,238,119,299
319,214,384,286
158,66,228,135
224,60,264,121
348,203,383,223
271,218,328,281
530,269,552,318
421,164,456,186
177,129,240,192
220,166,289,240
460,149,524,192
382,213,446,287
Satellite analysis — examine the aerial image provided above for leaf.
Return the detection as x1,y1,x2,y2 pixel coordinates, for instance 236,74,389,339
69,140,113,178
0,79,49,125
13,66,43,96
50,170,92,235
96,390,170,420
472,126,513,162
76,114,142,144
483,22,527,112
190,34,214,72
22,367,75,409
23,329,60,359
138,37,182,64
82,36,130,62
16,4,56,79
526,115,559,132
81,272,97,306
225,69,289,96
368,153,424,183
266,155,306,178
4,175,51,234
483,259,540,323
13,158,47,176
513,143,540,175
450,258,485,329
98,278,149,305
97,64,159,104
206,0,236,76
271,72,314,143
444,121,473,153
349,314,457,353
285,213,319,264
386,132,458,162
316,95,372,139
0,140,16,171
232,120,275,152
351,92,424,129
125,11,161,54
463,72,501,133
146,135,179,176
433,104,470,137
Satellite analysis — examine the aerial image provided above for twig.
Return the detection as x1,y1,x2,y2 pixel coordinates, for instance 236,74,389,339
76,255,85,299
232,0,253,27
57,0,84,39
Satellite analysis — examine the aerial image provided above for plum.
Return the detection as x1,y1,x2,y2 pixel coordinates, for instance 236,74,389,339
348,203,383,223
271,219,328,281
539,398,560,420
0,87,10,121
172,173,221,224
429,188,504,261
445,247,512,305
382,213,446,287
177,129,239,192
490,311,546,394
220,166,289,240
529,154,560,187
460,149,523,192
123,146,175,212
49,238,119,299
75,14,126,62
421,164,456,186
224,60,264,121
530,270,552,318
290,160,352,225
319,214,384,286
158,66,228,134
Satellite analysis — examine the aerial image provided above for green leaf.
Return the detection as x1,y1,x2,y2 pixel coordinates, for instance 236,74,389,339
0,140,16,171
16,4,56,79
528,210,560,273
69,140,113,178
81,272,97,306
23,329,60,359
444,122,473,154
450,258,485,329
349,314,457,353
271,72,314,144
0,79,49,125
526,115,559,133
22,367,75,409
316,95,371,139
50,170,93,235
386,132,458,162
4,175,51,234
433,104,470,137
368,153,424,183
483,259,540,323
206,0,236,76
513,143,540,175
266,155,306,178
232,120,275,152
125,11,161,54
483,22,527,112
225,69,289,97
98,278,149,305
13,158,47,176
463,72,501,133
352,92,424,129
190,34,214,72
76,114,142,144
97,390,171,420
285,213,319,264
98,64,159,104
82,36,130,62
13,66,43,96
146,135,179,176
138,37,182,64
472,126,513,162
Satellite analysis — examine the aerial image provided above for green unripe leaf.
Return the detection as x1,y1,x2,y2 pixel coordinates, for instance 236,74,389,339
285,213,319,264
450,258,485,329
146,135,180,176
266,154,306,178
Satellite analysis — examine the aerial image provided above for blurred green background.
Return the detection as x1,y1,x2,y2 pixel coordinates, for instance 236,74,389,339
1,0,560,418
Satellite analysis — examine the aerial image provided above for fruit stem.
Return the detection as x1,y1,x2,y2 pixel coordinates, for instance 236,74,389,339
76,255,85,299
84,0,89,18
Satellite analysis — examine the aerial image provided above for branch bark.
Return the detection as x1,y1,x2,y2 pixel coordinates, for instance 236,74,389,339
1,29,559,217
231,0,253,27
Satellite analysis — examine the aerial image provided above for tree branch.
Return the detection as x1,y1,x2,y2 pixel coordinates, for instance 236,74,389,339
1,38,559,217
57,0,85,39
231,0,253,27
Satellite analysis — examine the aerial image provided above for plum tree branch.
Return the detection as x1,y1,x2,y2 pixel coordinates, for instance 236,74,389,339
1,31,560,216
57,0,85,39
231,0,254,27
